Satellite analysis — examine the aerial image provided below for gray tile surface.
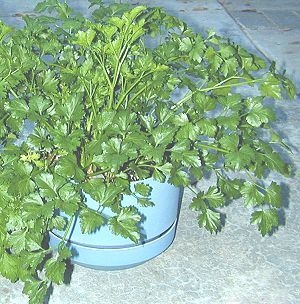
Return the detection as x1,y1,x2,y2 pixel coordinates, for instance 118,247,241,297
0,1,300,303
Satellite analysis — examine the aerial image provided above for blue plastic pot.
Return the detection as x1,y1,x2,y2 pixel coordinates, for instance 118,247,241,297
49,179,182,270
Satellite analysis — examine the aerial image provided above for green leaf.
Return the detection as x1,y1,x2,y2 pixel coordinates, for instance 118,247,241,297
179,37,193,52
58,246,72,260
109,206,141,243
55,155,85,181
219,134,239,151
27,126,54,150
42,70,58,93
23,193,54,219
95,110,116,132
23,279,49,304
259,73,282,99
169,170,190,186
49,216,67,230
171,141,201,167
265,182,282,208
203,186,225,208
51,126,83,152
240,182,264,207
189,36,205,62
4,98,29,119
217,178,243,199
82,179,122,206
28,96,52,117
137,197,154,207
74,28,96,46
246,98,275,127
35,172,65,198
225,145,255,170
142,142,166,161
8,163,35,196
57,93,85,123
8,230,26,254
134,183,152,197
151,126,174,147
152,163,172,182
198,209,221,233
79,208,106,234
45,258,66,284
194,93,217,113
0,21,13,41
0,253,19,282
197,119,217,137
251,209,279,236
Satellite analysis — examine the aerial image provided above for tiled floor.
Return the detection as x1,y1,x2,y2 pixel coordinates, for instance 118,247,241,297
0,1,299,303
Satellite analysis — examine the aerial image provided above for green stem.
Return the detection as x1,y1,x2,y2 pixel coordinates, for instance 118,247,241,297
0,113,10,123
245,171,266,192
58,214,75,250
108,45,130,109
172,76,263,110
197,143,229,154
187,184,198,195
115,82,149,110
93,53,113,89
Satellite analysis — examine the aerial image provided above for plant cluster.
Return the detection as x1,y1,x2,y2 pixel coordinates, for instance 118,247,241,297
0,0,295,302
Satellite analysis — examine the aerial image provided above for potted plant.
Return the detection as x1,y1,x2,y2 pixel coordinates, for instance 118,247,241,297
0,0,296,302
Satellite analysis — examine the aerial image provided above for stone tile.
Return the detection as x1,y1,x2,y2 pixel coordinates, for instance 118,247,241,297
229,10,276,29
0,1,300,304
263,10,300,29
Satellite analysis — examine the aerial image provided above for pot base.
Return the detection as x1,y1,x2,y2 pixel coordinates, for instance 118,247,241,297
49,220,177,270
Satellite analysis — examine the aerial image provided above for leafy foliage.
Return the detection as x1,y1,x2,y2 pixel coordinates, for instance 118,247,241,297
0,0,296,303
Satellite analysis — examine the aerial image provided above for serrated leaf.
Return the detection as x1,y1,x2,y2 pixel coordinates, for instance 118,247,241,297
8,163,35,196
219,134,239,151
204,186,225,208
55,155,85,181
134,183,152,197
137,197,154,207
23,279,49,304
51,126,83,152
35,172,65,198
8,230,26,254
4,98,29,119
169,170,190,186
151,126,174,147
49,216,67,230
79,208,106,234
246,98,275,127
251,209,279,236
259,73,282,99
140,143,165,163
179,37,193,52
197,119,217,137
45,258,66,284
74,28,96,46
0,252,19,282
217,178,243,199
95,110,116,132
225,145,255,170
0,21,13,41
198,209,221,233
42,70,58,93
109,207,141,243
58,246,72,260
82,179,121,206
240,182,264,207
23,193,54,219
265,182,282,208
171,141,201,167
189,191,205,211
